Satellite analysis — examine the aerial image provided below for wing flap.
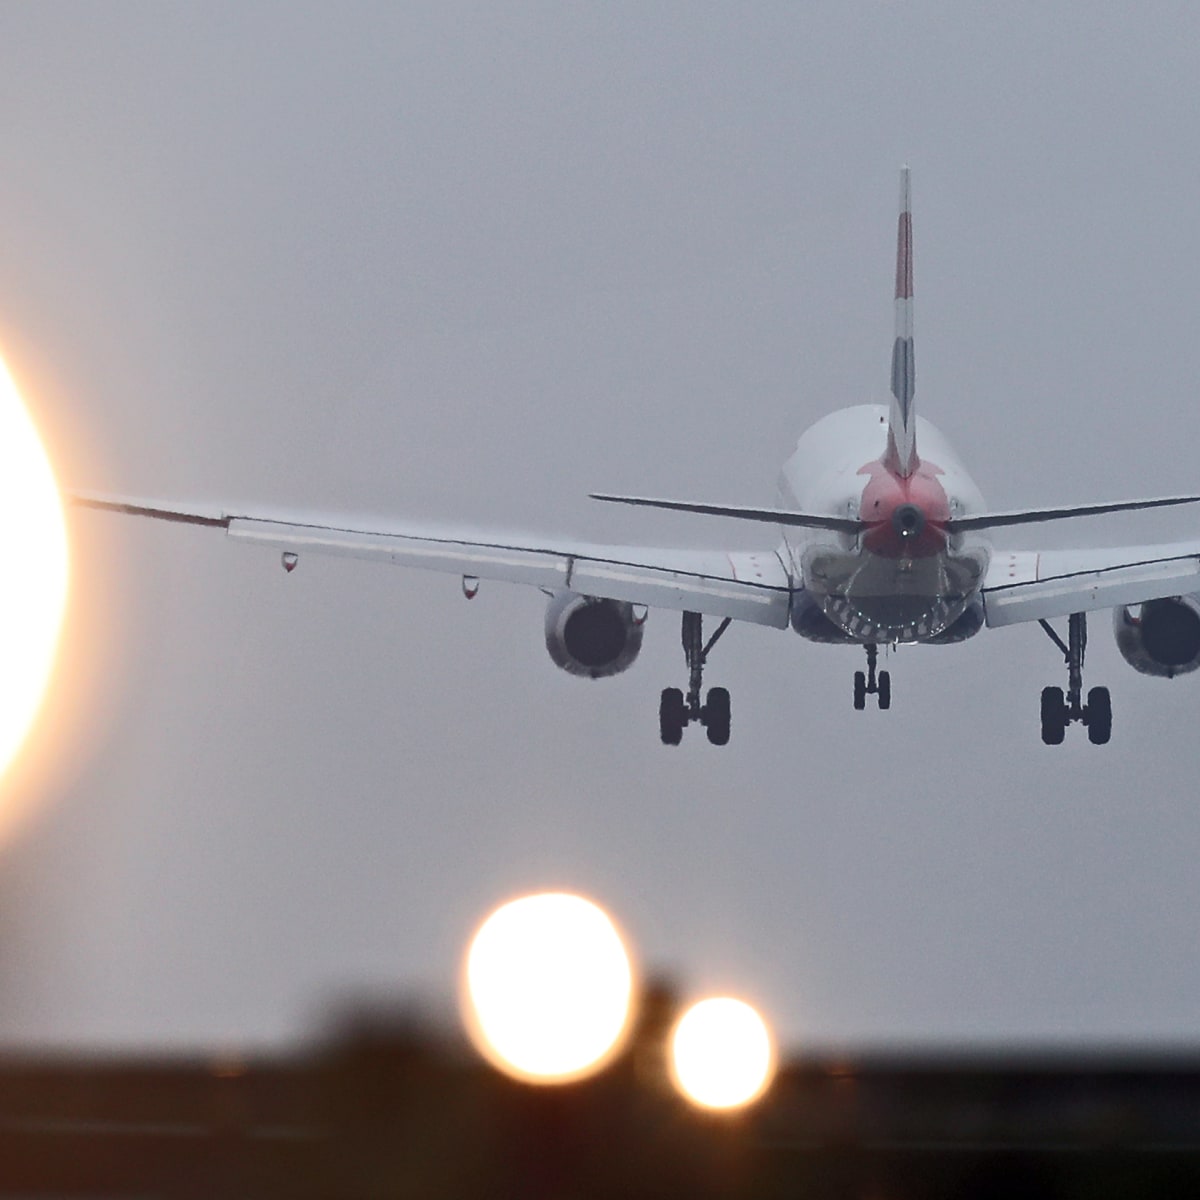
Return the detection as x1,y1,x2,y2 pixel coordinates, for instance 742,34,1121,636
982,543,1200,627
228,518,568,589
227,518,793,627
568,551,791,626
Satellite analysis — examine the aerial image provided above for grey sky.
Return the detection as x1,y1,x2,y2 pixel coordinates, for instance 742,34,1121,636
0,2,1198,1051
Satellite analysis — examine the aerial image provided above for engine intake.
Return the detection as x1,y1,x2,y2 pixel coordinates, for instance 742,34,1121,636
1113,596,1200,678
544,591,644,678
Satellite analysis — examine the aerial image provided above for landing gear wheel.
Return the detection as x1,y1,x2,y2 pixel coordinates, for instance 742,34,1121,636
704,687,731,746
878,670,891,710
659,687,685,746
1040,686,1067,745
1086,686,1112,745
853,671,867,711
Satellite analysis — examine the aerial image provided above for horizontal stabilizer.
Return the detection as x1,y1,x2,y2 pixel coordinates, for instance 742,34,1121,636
949,495,1200,532
592,491,1200,536
588,493,861,534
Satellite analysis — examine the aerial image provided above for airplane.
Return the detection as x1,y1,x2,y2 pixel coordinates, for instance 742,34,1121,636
72,168,1200,747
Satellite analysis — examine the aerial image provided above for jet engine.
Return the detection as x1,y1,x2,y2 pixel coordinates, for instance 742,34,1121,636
1113,597,1200,678
544,591,645,678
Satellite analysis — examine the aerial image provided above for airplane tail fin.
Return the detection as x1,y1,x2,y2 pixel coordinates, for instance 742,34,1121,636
886,166,917,477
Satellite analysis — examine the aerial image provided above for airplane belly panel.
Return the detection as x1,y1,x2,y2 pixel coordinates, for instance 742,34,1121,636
800,544,988,643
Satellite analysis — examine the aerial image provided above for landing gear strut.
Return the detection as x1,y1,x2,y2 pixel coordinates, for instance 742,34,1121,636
660,612,732,746
1038,613,1111,745
853,644,891,711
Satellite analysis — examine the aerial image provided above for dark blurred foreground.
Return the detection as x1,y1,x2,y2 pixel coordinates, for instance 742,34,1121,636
0,986,1198,1198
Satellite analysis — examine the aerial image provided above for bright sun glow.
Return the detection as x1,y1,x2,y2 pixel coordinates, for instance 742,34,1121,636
0,354,68,781
462,892,635,1083
670,997,776,1110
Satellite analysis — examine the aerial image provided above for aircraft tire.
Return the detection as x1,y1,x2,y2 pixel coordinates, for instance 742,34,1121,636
853,671,867,710
1040,686,1067,745
660,687,685,745
705,687,731,746
1086,687,1112,745
878,670,891,710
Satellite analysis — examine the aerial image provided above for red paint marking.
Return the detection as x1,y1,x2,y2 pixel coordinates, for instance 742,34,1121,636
858,456,949,559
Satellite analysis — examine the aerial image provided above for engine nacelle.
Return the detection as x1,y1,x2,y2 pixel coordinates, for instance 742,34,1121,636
790,589,855,643
1113,596,1200,678
544,591,644,679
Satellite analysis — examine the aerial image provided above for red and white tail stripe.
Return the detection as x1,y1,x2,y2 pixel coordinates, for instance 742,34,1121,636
887,166,917,477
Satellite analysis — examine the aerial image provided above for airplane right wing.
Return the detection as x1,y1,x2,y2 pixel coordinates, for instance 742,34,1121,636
69,493,796,629
981,541,1200,628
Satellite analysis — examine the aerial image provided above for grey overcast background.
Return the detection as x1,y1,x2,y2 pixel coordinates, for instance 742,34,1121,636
0,2,1198,1051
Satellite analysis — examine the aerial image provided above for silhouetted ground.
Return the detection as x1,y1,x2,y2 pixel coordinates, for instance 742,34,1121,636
0,983,1197,1197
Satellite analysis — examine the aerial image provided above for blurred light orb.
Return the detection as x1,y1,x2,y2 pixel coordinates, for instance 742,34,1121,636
0,355,68,780
670,997,775,1110
463,892,634,1083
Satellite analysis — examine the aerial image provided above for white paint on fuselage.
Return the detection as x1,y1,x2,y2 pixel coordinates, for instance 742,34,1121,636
777,406,991,643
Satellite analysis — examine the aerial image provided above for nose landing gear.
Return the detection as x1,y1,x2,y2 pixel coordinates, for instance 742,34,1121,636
853,643,891,711
1038,613,1111,745
660,612,732,746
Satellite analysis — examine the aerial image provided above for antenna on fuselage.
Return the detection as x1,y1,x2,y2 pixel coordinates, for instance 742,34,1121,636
886,166,917,477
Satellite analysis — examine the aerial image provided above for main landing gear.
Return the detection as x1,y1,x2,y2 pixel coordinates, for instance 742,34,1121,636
660,612,732,746
853,643,891,711
1038,613,1111,745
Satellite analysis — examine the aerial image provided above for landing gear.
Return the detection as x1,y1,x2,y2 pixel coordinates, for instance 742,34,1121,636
853,644,891,711
660,612,732,746
1038,613,1111,745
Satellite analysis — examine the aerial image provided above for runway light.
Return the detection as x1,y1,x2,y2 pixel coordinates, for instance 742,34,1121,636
670,997,775,1110
0,352,68,783
462,892,635,1084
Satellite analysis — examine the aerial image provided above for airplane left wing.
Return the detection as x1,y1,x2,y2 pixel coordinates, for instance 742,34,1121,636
982,541,1200,628
69,493,795,629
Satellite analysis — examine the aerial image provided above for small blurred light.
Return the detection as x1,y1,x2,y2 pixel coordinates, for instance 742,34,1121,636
461,892,635,1084
210,1053,247,1079
670,996,775,1110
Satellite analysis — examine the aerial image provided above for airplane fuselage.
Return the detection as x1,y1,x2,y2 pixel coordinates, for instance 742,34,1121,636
779,405,991,644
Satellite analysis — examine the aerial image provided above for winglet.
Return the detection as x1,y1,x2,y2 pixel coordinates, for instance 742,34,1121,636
886,166,917,477
68,490,231,529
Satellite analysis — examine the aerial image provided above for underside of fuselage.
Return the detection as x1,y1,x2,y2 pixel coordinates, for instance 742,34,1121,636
798,540,989,643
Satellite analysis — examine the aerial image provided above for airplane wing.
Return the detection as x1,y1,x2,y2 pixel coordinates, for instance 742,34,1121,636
69,493,795,629
982,541,1200,628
